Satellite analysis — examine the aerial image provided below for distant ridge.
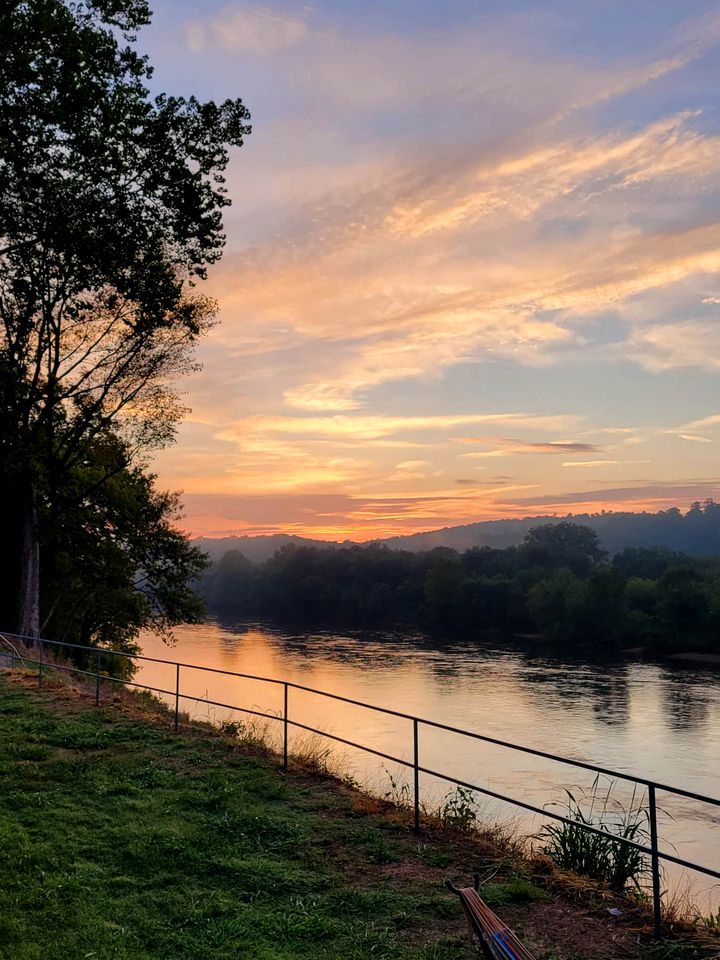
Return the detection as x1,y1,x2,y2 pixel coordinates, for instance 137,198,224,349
194,503,720,561
194,533,343,564
375,515,559,552
375,506,719,555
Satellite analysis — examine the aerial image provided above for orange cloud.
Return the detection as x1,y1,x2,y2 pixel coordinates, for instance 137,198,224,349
179,478,720,541
458,437,599,457
201,113,720,415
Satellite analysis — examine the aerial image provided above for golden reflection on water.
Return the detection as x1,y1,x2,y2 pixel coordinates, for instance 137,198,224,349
137,622,720,908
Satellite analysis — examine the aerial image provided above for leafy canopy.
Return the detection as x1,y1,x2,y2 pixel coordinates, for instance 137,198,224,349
0,0,250,640
0,0,251,470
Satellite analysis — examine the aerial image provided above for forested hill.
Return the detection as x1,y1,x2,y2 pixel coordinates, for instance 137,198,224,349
195,534,344,564
196,502,720,560
377,503,720,556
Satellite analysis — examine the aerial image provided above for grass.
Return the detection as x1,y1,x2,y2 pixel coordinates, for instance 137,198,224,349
536,778,650,893
0,672,499,960
0,669,718,960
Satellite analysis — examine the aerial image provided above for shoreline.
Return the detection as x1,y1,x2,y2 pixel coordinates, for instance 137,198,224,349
197,614,720,671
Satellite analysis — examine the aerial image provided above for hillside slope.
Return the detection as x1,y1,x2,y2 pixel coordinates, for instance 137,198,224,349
378,505,720,555
195,503,720,561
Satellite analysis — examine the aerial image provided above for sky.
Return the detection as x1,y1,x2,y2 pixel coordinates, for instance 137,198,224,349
141,0,720,540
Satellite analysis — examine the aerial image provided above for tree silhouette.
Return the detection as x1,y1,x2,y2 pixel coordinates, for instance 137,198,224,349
522,521,607,576
0,1,250,635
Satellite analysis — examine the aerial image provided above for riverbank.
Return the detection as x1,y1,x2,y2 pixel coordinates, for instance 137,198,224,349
0,668,717,960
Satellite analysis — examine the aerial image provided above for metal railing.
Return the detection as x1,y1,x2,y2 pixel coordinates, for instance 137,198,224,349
2,630,719,935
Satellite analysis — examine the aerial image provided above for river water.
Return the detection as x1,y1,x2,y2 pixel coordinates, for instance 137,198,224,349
136,621,720,909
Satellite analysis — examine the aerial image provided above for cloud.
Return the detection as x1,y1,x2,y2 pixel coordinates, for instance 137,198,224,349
395,459,432,471
386,112,717,240
205,106,720,412
178,476,718,539
549,5,720,124
156,411,585,503
179,489,539,539
508,481,720,508
186,4,309,56
458,438,599,458
628,319,720,371
220,412,583,443
561,459,651,467
676,413,720,431
388,459,437,481
187,3,720,114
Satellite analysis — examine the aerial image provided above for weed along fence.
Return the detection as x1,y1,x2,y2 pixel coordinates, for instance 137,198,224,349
2,632,720,934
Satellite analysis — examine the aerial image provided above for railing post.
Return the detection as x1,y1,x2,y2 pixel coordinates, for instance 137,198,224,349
174,663,180,732
95,651,101,706
413,718,420,833
283,683,289,769
38,639,43,688
648,784,662,936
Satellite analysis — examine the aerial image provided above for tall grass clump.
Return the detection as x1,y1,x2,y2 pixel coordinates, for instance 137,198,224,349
537,776,650,893
219,716,278,752
289,730,346,777
382,766,413,809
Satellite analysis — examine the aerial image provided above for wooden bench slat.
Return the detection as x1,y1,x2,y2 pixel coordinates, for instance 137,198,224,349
446,879,536,960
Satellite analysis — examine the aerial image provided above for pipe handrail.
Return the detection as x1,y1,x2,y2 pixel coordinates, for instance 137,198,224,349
6,630,718,807
2,628,719,935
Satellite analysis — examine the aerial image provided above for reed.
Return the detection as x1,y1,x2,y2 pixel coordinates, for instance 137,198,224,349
536,776,650,893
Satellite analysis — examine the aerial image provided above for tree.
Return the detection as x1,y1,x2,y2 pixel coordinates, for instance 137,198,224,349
458,576,526,631
522,522,606,577
656,566,709,643
423,550,462,625
625,577,658,641
613,546,684,580
43,430,208,653
580,566,626,644
205,550,257,614
625,577,657,615
0,1,250,635
527,569,587,641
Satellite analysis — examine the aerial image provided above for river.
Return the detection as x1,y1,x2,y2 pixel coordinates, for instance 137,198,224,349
136,621,720,909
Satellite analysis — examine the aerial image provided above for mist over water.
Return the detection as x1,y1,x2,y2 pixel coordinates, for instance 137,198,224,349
138,622,720,908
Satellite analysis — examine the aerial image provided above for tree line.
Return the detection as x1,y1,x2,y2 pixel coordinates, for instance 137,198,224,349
201,519,720,653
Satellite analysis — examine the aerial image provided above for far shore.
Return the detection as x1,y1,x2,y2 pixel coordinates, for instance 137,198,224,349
664,651,720,665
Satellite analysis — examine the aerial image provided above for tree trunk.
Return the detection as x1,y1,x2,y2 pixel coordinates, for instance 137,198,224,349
17,481,40,638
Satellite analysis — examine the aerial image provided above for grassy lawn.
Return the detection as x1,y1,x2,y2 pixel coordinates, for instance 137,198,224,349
0,671,711,960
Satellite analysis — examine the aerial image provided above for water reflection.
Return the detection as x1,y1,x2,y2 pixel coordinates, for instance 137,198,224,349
138,620,720,907
662,683,710,732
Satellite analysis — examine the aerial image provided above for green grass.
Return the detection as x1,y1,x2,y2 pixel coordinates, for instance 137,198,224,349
0,677,471,960
537,779,650,893
1,674,715,960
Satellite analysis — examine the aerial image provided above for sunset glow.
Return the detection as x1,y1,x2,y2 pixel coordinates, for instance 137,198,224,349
143,1,720,539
